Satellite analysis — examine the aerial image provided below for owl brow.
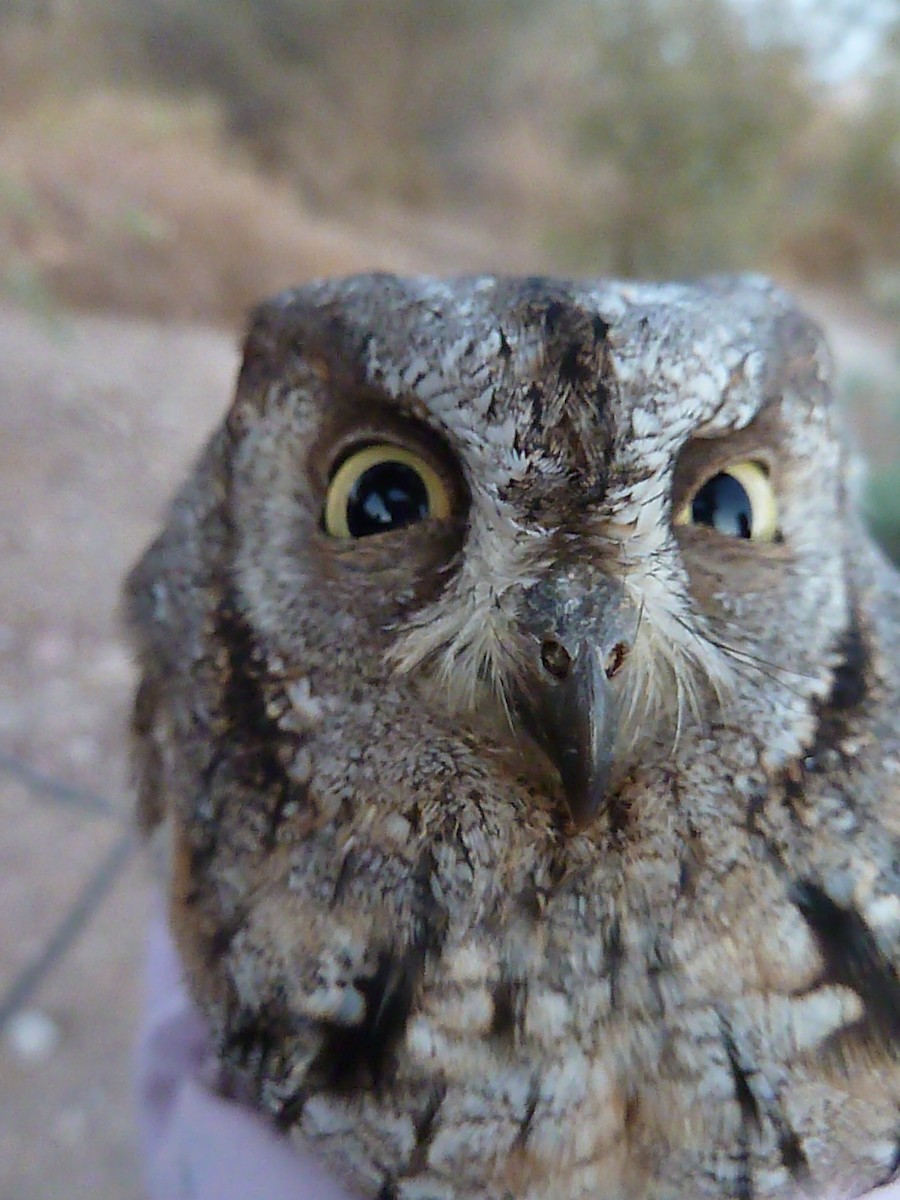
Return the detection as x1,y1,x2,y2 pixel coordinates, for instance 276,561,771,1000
320,408,460,473
674,399,784,473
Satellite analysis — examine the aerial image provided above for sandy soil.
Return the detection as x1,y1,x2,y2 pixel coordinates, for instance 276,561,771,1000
0,304,237,1200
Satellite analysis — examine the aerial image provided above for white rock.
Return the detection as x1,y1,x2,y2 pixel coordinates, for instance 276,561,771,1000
4,1008,61,1061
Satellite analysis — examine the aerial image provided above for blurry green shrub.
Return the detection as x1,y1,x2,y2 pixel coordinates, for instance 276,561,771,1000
1,257,68,336
570,0,811,276
867,467,900,565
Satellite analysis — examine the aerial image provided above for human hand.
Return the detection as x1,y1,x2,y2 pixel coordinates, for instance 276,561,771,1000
137,905,358,1200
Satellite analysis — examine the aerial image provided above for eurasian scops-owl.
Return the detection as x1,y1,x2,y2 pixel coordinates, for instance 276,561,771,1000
126,273,900,1200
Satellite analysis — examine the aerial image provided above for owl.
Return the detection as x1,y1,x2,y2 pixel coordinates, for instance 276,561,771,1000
126,273,900,1200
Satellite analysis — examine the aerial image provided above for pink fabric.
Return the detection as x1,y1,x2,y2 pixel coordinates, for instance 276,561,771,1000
136,908,358,1200
136,908,900,1200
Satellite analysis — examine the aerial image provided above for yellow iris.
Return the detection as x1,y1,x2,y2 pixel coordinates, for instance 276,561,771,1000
324,444,452,539
674,460,779,543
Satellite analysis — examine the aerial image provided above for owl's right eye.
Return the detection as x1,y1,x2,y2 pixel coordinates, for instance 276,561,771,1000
324,444,452,538
674,460,779,542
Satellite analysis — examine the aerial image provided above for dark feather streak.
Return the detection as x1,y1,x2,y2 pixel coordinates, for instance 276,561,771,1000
308,944,426,1093
721,1022,760,1200
491,975,527,1042
805,608,871,772
514,1074,541,1148
792,880,900,1050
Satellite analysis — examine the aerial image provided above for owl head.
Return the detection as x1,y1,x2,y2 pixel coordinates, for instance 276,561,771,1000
137,274,846,829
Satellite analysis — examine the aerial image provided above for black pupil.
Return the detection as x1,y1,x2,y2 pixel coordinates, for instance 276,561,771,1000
691,472,753,538
346,461,430,537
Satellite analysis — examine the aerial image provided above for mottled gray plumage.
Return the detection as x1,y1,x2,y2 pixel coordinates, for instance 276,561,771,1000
126,273,900,1200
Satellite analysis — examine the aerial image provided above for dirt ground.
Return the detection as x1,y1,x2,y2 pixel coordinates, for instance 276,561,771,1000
0,304,237,1200
0,281,896,1199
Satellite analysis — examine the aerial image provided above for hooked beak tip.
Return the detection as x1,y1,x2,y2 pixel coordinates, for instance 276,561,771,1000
519,639,620,831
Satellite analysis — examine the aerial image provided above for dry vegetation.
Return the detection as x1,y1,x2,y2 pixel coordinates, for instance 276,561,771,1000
2,0,899,322
0,90,436,326
0,0,897,547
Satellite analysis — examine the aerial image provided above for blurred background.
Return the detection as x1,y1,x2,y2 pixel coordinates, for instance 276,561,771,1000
1,0,899,534
0,2,898,1197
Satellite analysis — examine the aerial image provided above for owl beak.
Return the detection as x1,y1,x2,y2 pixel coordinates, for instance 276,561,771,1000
518,638,620,830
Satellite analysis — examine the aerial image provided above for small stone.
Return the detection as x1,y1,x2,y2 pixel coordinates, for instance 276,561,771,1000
4,1008,61,1061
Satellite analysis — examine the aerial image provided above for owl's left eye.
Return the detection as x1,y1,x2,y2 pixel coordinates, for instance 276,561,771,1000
674,460,779,542
324,444,452,538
